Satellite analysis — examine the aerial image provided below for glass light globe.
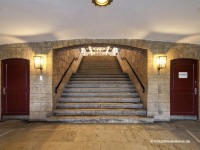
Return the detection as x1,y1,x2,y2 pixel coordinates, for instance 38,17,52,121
95,0,109,6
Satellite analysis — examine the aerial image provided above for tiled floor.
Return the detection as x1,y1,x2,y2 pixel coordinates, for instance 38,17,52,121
0,120,200,150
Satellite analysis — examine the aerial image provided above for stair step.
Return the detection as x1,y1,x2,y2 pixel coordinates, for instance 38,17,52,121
82,56,116,58
71,74,128,78
66,84,133,88
81,60,118,61
76,73,123,75
82,59,118,60
47,116,154,123
64,88,136,93
70,78,129,81
59,97,141,103
79,66,121,68
61,92,139,97
77,70,122,72
77,72,123,74
79,65,121,69
82,59,117,60
68,81,132,84
80,65,120,67
78,69,121,70
56,103,143,109
81,62,118,64
75,73,124,74
82,58,117,59
53,108,146,116
78,67,121,69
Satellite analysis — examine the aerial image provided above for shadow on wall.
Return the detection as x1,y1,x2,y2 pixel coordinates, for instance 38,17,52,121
0,33,58,44
16,33,58,42
144,32,200,44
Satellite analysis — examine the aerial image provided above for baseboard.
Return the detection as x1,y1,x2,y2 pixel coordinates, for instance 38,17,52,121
170,115,197,120
2,115,29,120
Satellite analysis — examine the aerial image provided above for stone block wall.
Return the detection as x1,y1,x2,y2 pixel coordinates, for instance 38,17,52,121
147,43,200,121
0,42,81,121
0,39,200,121
0,43,53,121
53,49,82,109
117,49,147,108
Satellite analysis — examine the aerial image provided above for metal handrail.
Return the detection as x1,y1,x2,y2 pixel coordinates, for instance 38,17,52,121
54,52,81,93
119,54,145,93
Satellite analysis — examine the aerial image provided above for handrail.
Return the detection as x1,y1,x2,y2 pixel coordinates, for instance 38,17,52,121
55,52,81,93
119,54,145,93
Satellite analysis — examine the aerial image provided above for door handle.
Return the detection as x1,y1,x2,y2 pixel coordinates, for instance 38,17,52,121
194,88,197,95
3,87,6,95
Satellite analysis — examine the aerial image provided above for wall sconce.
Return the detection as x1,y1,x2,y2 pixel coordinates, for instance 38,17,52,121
156,56,167,74
34,56,44,70
92,0,113,6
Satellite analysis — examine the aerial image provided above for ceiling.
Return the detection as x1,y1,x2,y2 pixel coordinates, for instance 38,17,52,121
0,0,200,45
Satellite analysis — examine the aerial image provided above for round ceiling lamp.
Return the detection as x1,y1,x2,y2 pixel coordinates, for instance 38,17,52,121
92,0,113,7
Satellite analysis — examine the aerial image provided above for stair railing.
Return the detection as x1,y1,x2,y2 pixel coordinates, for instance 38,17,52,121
119,54,145,93
55,52,81,93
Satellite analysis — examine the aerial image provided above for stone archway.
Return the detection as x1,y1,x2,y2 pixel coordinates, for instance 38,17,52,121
51,39,148,52
52,41,148,111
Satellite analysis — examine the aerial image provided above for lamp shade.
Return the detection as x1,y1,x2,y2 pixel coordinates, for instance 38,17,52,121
34,56,44,69
92,0,113,6
156,56,167,69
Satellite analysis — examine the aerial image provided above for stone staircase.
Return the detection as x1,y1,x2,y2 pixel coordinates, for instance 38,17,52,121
48,56,154,123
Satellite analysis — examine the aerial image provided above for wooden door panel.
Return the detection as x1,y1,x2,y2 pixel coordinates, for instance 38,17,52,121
172,64,194,88
170,59,198,116
171,92,195,114
6,92,29,114
1,59,30,115
7,63,28,88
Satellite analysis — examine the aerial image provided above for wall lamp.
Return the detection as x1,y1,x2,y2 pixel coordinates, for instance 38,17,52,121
92,0,113,6
156,56,167,74
34,56,44,70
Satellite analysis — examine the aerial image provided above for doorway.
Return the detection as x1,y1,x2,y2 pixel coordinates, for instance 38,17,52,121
170,58,198,116
1,58,30,115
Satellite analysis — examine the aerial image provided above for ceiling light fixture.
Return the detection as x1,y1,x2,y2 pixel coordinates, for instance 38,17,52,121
92,0,113,7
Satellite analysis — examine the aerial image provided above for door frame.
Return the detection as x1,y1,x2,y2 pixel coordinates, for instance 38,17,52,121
1,58,30,118
170,58,199,118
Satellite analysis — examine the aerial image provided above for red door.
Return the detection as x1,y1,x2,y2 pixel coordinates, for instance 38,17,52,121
1,59,30,115
170,58,198,116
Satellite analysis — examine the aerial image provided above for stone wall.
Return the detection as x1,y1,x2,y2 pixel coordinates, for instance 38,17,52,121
117,49,147,108
0,42,82,121
0,39,200,121
0,43,53,121
53,49,82,109
147,44,200,121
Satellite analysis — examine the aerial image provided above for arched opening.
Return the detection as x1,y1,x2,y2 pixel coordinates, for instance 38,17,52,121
50,43,150,123
52,43,148,108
